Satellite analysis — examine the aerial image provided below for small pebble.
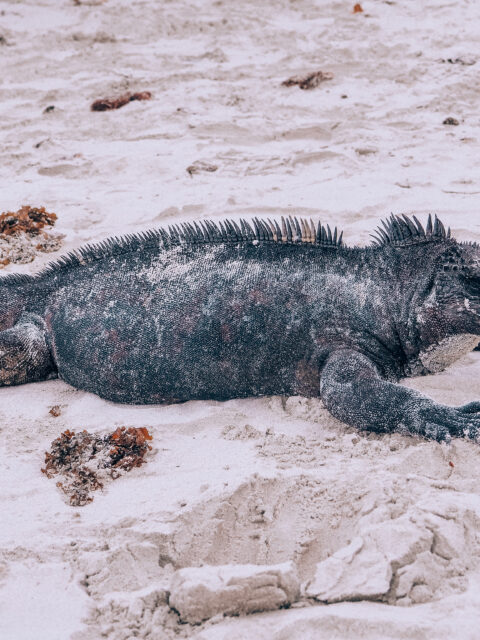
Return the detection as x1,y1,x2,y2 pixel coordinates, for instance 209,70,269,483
443,117,459,126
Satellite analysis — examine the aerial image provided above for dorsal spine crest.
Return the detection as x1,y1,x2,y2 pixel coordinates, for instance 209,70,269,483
371,214,451,247
0,214,471,287
23,216,343,279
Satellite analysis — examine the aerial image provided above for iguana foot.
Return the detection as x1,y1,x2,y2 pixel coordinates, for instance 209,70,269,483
0,314,57,386
403,401,480,443
320,349,480,443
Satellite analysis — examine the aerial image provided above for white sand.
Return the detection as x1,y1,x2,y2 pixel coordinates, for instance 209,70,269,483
1,0,480,638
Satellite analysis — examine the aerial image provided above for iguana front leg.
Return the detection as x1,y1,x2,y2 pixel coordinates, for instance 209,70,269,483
0,314,57,386
320,349,480,443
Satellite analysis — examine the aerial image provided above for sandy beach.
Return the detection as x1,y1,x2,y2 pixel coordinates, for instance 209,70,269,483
1,0,480,638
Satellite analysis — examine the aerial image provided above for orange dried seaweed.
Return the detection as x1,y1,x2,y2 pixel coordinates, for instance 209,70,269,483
0,205,57,237
108,426,153,471
91,91,152,111
42,426,153,506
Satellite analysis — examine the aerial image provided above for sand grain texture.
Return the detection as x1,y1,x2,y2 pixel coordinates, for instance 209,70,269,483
1,0,480,638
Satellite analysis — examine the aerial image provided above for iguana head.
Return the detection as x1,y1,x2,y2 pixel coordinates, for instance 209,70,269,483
413,239,480,368
444,240,480,330
372,215,480,347
422,235,480,345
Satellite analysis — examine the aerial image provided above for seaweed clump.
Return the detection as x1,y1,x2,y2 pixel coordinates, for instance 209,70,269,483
42,427,153,506
0,205,63,268
91,91,152,111
0,205,57,236
282,71,333,90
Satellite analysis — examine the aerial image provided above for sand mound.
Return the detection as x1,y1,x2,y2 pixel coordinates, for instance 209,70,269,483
62,392,480,639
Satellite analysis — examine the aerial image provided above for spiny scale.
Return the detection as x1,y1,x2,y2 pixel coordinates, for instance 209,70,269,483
19,216,341,281
180,216,343,247
0,214,461,287
370,214,451,247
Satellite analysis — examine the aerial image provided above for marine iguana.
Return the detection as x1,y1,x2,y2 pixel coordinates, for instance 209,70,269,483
1,214,479,443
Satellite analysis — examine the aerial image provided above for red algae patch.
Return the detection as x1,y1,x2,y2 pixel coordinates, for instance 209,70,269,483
42,427,153,506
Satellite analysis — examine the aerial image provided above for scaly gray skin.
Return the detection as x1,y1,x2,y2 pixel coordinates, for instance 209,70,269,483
1,214,479,443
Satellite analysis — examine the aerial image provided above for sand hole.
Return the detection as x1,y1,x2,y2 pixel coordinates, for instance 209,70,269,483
166,474,365,582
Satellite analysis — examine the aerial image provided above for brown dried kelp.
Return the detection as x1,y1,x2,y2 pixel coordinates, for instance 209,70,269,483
91,91,152,111
282,71,333,90
186,161,218,176
42,427,153,506
0,205,63,268
0,205,57,237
